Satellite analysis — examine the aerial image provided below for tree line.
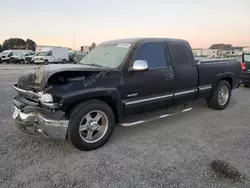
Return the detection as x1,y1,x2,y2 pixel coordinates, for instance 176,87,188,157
0,38,97,52
0,38,37,52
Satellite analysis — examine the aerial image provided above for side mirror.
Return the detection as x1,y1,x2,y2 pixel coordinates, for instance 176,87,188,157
130,60,148,71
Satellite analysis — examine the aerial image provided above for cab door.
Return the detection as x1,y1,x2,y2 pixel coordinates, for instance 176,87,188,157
167,41,198,104
121,42,175,116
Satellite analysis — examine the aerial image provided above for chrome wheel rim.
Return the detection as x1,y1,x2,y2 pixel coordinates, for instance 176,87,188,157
79,110,108,143
218,86,229,106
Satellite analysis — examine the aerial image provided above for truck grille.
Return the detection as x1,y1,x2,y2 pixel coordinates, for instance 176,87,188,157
25,57,32,61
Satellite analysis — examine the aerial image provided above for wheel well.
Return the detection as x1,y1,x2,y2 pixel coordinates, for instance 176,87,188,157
65,96,120,122
220,77,233,88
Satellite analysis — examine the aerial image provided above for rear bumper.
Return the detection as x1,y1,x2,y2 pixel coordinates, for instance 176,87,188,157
241,71,250,85
241,80,250,85
12,98,69,140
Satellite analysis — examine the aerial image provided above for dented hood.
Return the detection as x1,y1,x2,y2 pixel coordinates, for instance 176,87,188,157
17,64,109,90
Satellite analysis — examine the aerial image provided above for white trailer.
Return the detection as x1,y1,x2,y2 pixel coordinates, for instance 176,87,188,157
34,46,69,64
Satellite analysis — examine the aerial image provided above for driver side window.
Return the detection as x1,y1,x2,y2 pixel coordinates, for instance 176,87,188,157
47,51,52,56
133,43,168,69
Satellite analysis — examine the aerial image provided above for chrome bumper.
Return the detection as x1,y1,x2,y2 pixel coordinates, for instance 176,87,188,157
12,106,69,140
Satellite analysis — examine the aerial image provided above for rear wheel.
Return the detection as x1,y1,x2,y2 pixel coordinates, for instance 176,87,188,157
206,80,231,110
20,60,25,64
244,84,249,88
44,60,49,65
62,59,66,64
67,100,115,151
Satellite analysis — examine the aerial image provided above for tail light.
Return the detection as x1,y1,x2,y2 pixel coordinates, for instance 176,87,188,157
242,62,247,71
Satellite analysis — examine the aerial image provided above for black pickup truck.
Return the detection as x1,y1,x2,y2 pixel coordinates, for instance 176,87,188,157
12,38,241,151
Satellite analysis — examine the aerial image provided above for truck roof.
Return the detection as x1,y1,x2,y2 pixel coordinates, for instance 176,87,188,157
100,38,188,45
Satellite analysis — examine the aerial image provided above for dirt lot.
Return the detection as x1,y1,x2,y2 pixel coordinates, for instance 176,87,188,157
0,64,250,188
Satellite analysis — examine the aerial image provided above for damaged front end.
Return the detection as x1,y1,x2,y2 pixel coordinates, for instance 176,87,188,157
12,64,109,140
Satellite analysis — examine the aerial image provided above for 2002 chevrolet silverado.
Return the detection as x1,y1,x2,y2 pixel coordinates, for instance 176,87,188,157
12,38,241,151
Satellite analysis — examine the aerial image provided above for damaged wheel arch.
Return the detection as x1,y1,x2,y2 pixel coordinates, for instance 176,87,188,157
61,88,124,122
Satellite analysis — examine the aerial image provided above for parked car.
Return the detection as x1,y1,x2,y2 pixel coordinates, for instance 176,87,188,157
10,50,34,64
0,50,33,64
69,50,88,63
34,47,69,64
25,52,37,64
241,53,250,87
11,38,241,151
0,50,12,63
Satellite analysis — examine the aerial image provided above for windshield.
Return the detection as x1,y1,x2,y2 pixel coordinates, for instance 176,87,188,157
243,54,250,62
13,51,25,56
37,51,49,56
2,51,10,56
79,43,132,68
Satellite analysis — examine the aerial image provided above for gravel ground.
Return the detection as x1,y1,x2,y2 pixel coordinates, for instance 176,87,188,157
0,64,250,188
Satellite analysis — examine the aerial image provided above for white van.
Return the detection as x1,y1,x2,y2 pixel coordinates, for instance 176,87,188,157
34,47,69,64
0,50,33,63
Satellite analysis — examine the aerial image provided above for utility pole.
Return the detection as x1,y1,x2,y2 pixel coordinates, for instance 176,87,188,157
73,32,75,51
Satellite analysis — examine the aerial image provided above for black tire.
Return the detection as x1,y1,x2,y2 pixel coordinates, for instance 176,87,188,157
67,99,115,151
44,60,49,65
62,59,66,64
244,84,249,88
20,60,25,64
206,80,231,110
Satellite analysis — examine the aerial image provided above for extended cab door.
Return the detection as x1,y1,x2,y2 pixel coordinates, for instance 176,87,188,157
122,42,175,116
167,41,198,104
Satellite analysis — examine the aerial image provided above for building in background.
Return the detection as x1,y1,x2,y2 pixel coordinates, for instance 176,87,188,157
36,45,62,52
80,46,90,52
243,47,250,53
192,48,206,56
193,46,245,58
204,49,220,58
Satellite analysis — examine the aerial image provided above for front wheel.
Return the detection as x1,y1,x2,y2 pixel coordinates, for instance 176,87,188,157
67,100,115,151
206,80,231,110
44,60,49,65
20,60,25,64
244,84,249,88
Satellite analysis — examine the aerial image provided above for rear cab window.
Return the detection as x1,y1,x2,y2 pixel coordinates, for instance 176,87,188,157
133,42,168,69
168,42,193,66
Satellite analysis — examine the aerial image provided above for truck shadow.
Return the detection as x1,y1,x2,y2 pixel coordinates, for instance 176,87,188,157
112,98,238,143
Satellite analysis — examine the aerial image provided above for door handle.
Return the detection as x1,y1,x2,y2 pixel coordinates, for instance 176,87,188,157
164,74,173,80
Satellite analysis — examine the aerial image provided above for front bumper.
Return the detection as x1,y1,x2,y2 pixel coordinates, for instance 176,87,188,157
12,101,69,140
2,57,10,63
34,60,44,64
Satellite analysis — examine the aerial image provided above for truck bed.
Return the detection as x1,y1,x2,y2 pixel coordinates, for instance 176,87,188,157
197,59,241,89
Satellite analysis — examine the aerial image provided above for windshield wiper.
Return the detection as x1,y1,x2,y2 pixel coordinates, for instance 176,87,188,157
83,63,104,67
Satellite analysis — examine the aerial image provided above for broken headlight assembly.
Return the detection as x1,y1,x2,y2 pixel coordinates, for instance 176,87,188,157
39,93,60,109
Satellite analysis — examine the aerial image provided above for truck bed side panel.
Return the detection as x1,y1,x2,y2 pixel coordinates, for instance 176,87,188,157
197,60,241,99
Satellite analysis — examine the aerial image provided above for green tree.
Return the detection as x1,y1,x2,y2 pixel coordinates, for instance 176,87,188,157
26,39,37,51
0,44,2,52
2,38,26,50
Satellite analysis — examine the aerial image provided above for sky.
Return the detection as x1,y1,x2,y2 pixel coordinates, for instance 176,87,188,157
1,0,250,49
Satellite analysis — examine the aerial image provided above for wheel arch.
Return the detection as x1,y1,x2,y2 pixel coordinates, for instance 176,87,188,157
213,72,234,92
62,88,124,122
